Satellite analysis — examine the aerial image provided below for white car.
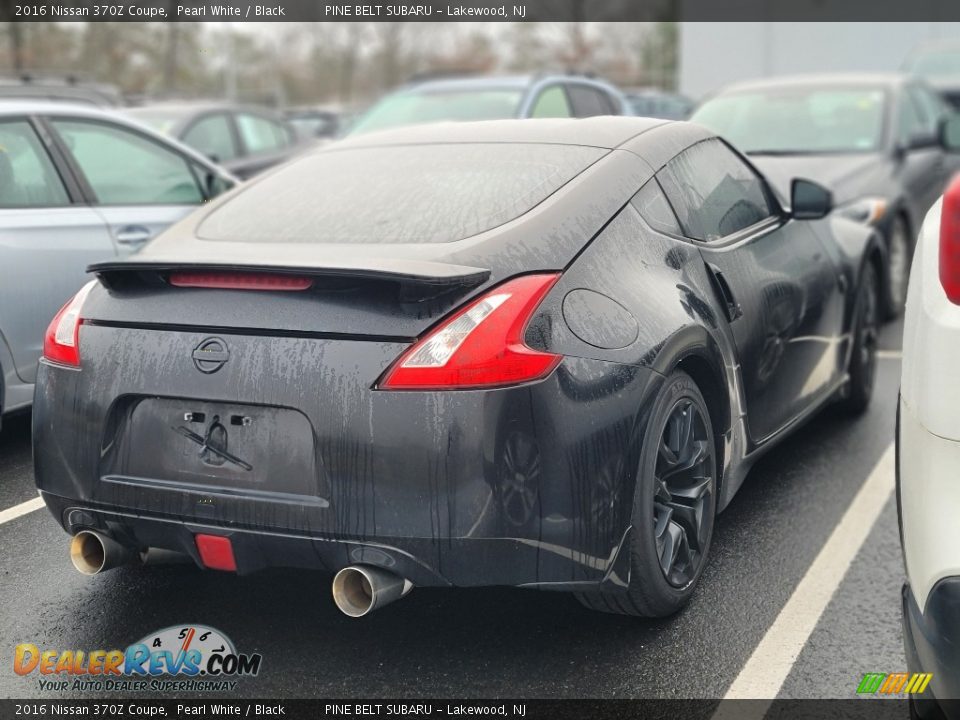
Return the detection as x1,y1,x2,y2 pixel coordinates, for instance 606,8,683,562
899,162,960,716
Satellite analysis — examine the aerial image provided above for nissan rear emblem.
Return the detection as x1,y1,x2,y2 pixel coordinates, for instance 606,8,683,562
192,337,230,374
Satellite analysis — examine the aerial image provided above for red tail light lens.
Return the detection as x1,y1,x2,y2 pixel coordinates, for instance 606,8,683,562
42,281,96,368
169,271,313,291
941,175,960,304
381,273,562,390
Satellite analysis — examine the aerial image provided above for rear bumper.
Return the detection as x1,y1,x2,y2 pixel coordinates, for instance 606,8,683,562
33,327,662,589
897,397,960,610
41,491,633,589
903,580,960,706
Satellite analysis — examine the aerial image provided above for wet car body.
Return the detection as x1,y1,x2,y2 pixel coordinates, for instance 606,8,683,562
33,118,881,609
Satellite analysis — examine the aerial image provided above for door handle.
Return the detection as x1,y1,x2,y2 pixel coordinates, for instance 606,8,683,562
114,226,152,246
706,263,743,322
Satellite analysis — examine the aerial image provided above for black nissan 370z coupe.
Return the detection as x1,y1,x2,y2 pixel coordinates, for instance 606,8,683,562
34,117,882,618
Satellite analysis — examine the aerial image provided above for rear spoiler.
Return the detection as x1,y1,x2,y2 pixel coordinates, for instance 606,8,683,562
88,258,491,291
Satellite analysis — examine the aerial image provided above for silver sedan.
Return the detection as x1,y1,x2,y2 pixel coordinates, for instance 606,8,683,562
0,101,237,429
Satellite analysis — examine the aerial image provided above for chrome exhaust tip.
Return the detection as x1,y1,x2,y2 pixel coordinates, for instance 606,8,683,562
332,565,412,617
69,530,135,575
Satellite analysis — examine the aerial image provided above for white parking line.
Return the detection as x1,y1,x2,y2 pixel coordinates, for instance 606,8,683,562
715,442,895,707
0,496,45,525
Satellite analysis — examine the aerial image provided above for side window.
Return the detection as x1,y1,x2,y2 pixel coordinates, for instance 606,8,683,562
236,113,291,155
567,85,615,117
658,139,774,241
529,86,572,118
898,93,928,145
909,86,944,135
182,114,238,162
0,120,69,208
631,179,682,236
52,119,203,205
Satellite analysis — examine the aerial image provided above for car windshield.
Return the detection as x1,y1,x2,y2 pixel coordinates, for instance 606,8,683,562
197,143,605,244
691,87,887,154
905,50,960,78
125,109,186,135
348,88,525,135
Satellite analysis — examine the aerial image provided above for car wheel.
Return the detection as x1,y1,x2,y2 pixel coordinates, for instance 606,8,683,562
884,215,911,319
576,370,717,617
840,262,879,415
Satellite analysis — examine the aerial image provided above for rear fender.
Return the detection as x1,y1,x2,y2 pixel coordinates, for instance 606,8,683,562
528,203,747,510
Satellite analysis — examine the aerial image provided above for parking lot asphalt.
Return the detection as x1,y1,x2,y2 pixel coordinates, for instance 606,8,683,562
0,319,906,700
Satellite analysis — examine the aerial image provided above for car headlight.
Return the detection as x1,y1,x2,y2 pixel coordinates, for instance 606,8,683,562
836,197,888,225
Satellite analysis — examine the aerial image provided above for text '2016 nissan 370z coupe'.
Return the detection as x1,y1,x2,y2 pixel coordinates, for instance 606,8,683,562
33,117,882,619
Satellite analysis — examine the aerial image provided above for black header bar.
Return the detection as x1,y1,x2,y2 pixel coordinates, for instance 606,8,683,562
7,0,960,22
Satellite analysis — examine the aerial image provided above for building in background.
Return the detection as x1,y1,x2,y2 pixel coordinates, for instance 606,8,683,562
680,21,960,100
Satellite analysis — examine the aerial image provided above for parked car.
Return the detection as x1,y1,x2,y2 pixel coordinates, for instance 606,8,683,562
903,39,960,109
35,117,881,619
0,73,122,107
0,102,236,430
624,87,694,119
899,139,960,717
347,73,631,136
691,73,959,318
126,103,306,179
283,105,343,141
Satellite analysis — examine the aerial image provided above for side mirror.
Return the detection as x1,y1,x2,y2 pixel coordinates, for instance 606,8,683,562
907,131,939,151
791,178,832,220
940,114,960,152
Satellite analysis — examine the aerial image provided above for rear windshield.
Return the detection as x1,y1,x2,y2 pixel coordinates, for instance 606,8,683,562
197,143,606,244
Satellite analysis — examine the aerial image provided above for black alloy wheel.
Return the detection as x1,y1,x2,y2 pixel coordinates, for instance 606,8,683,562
576,370,717,617
654,397,713,587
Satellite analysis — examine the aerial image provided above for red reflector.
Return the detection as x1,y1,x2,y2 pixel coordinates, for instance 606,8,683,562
195,534,237,572
941,174,960,304
169,271,313,291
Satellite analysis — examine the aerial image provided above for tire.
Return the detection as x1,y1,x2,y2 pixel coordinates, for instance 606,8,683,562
576,370,717,617
884,214,912,319
840,262,880,415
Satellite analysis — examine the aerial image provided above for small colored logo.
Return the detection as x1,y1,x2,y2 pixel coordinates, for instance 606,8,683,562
14,624,261,692
857,672,932,695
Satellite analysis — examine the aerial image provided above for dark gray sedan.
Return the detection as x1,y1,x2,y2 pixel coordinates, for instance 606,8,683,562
692,73,959,318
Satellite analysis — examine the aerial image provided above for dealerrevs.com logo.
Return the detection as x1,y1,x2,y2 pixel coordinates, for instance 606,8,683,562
14,625,262,693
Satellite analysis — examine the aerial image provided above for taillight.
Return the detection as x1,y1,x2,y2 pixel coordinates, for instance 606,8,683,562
42,281,96,368
380,273,563,390
940,174,960,304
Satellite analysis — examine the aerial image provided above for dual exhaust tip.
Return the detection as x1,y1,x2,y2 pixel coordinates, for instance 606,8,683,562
69,530,189,575
70,531,412,617
332,565,413,617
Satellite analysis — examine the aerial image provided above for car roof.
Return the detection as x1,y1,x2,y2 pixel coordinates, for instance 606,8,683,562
331,116,677,152
403,75,536,93
0,100,127,118
127,101,233,116
402,73,620,94
717,73,912,94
